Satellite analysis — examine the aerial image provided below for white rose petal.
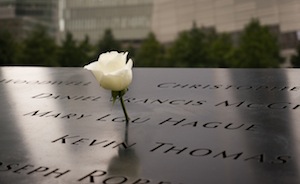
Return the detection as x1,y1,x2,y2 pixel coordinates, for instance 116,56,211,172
84,51,133,91
101,67,132,91
83,61,103,82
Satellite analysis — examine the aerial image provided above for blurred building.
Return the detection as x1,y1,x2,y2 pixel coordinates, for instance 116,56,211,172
0,0,58,38
151,0,300,66
152,0,300,49
1,0,299,60
61,0,153,44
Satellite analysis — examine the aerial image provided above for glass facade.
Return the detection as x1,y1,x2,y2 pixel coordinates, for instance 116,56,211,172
1,0,299,49
152,0,300,48
0,0,58,38
63,0,153,43
0,0,15,19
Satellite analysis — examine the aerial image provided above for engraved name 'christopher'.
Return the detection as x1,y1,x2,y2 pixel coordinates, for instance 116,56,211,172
157,82,300,92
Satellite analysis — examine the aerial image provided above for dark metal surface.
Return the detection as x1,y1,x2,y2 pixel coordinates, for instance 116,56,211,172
0,67,300,184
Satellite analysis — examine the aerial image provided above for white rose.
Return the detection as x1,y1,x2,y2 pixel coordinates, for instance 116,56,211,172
84,51,133,91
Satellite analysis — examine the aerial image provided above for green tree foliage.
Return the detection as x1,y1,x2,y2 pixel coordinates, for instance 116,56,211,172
21,25,58,66
207,33,236,67
0,19,286,68
167,24,209,67
235,19,280,68
135,33,165,67
93,29,121,60
125,44,136,61
57,32,78,66
291,43,300,67
0,30,20,65
78,35,94,65
58,33,93,67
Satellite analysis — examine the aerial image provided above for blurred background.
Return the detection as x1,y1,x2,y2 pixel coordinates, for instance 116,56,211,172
0,0,300,68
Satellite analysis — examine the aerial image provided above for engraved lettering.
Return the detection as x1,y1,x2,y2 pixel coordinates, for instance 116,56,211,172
51,135,80,144
43,168,70,178
213,151,243,160
215,100,245,107
159,118,186,126
78,170,107,182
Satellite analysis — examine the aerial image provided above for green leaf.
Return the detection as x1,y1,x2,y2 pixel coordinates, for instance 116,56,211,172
119,88,127,97
111,89,128,104
111,91,119,104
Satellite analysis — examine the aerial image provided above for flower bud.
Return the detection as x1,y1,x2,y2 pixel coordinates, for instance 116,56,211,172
84,51,133,91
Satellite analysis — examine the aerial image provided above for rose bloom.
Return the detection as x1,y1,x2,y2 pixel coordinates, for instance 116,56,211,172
84,51,133,91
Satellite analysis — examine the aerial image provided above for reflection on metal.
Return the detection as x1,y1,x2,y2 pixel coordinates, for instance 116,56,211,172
0,67,300,183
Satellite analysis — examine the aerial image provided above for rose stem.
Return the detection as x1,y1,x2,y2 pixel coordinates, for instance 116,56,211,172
119,92,130,126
